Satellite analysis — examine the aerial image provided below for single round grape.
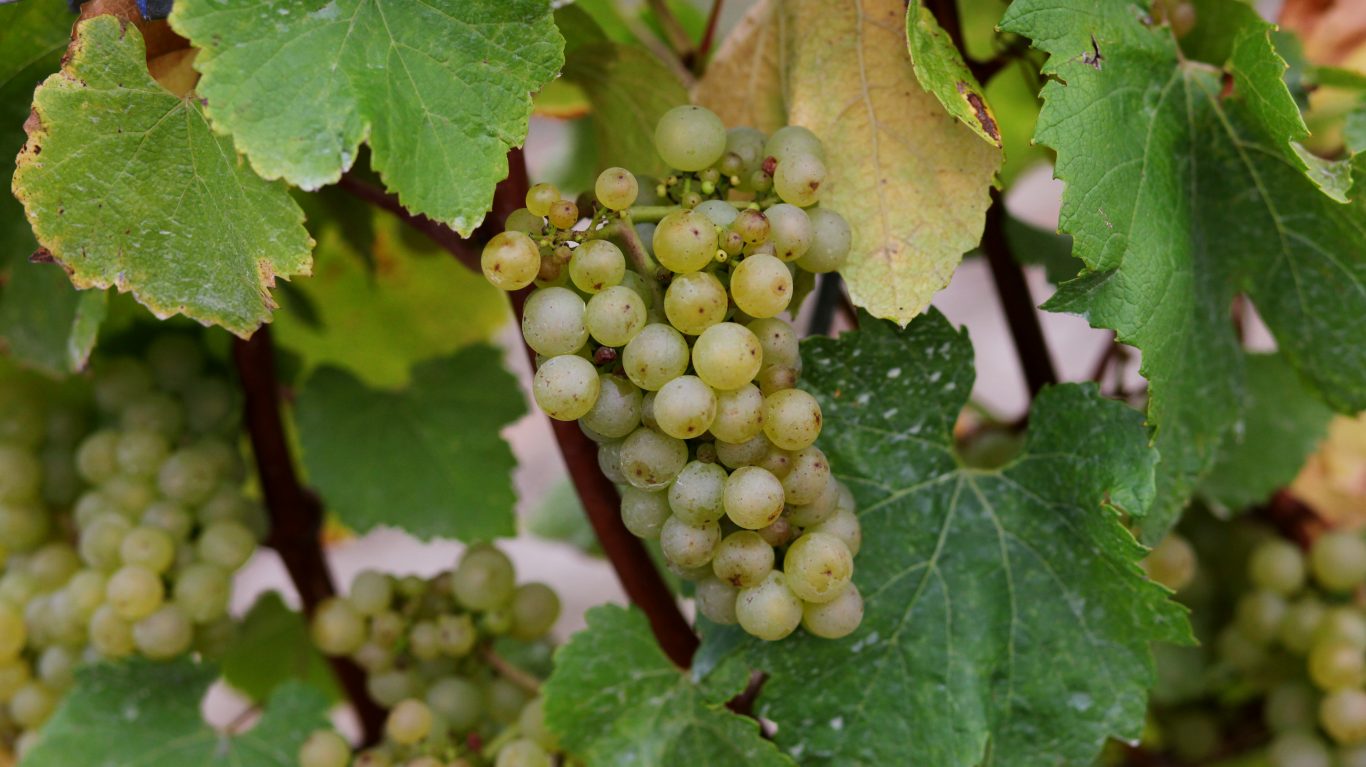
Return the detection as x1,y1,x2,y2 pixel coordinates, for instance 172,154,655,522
736,571,803,641
506,207,544,235
580,375,642,440
510,582,560,640
9,682,55,729
746,323,798,376
653,376,718,439
426,676,484,731
89,604,135,657
532,355,601,421
351,640,394,676
764,388,822,450
522,287,588,356
142,500,193,541
596,167,639,211
725,127,767,170
756,363,799,396
654,209,718,273
174,562,231,623
115,429,169,478
695,199,739,228
348,570,394,616
1318,607,1366,648
311,597,367,656
709,384,765,444
0,501,50,554
788,475,841,527
525,183,560,217
764,125,825,163
1235,589,1287,644
119,526,176,574
1310,638,1366,690
436,613,477,656
0,447,39,505
1266,680,1318,733
121,391,185,439
569,240,626,294
774,153,826,207
1281,597,1326,654
489,677,530,725
1251,539,1307,595
668,461,728,525
1324,689,1366,745
1268,730,1332,767
0,605,24,663
798,208,852,272
654,105,727,172
366,670,416,708
693,323,764,391
63,569,108,620
803,580,863,638
496,738,552,767
184,377,237,434
623,324,690,391
723,466,785,529
754,443,793,479
106,565,165,621
1143,534,1197,592
403,621,440,661
198,520,257,571
660,515,721,568
598,441,627,484
453,545,516,610
695,575,739,625
785,532,854,603
75,430,120,485
586,285,647,347
808,506,862,557
732,254,793,318
780,446,830,505
764,203,814,262
133,604,193,659
664,271,728,335
711,531,774,588
1312,531,1366,592
0,660,28,702
519,696,558,751
715,434,770,469
299,730,351,767
482,231,542,291
386,699,434,746
547,199,579,230
620,427,688,490
621,487,671,539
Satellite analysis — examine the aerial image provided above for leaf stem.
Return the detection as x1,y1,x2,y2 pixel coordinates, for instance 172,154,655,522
626,205,680,223
646,0,697,66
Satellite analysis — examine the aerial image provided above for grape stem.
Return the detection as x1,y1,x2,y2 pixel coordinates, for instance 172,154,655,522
480,645,542,696
626,205,679,223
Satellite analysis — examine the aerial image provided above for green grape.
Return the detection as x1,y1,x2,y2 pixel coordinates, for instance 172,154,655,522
197,520,257,571
660,515,721,569
802,581,863,639
75,430,120,485
184,377,236,434
784,532,853,603
748,318,800,370
1281,597,1327,654
402,620,439,661
807,506,862,557
312,597,367,656
579,375,642,441
1318,607,1366,648
779,446,830,506
620,427,688,490
715,434,769,469
569,240,626,294
797,208,852,272
506,207,544,235
521,287,588,357
93,358,153,414
103,475,156,516
0,447,39,504
1235,590,1287,644
585,285,647,347
1312,531,1366,592
25,541,78,589
0,605,24,663
667,461,728,525
1268,731,1332,767
518,697,558,750
106,564,165,621
620,487,671,539
489,677,530,725
695,199,739,228
1266,680,1319,733
765,203,813,262
146,334,204,392
497,738,552,767
773,153,826,207
654,209,718,273
730,209,770,245
138,501,191,542
352,640,395,673
133,604,193,659
709,384,765,444
756,363,799,396
653,376,718,439
711,530,774,588
120,526,176,574
89,604,135,657
452,545,517,611
367,670,416,708
754,443,793,479
764,125,825,163
0,660,29,702
9,681,55,729
654,105,727,172
764,388,822,451
731,254,793,318
547,199,579,230
723,466,785,529
121,392,185,438
114,430,168,479
0,502,49,554
596,167,639,211
1309,638,1365,690
598,441,627,484
533,355,601,421
0,571,36,609
174,562,231,623
426,676,484,731
1324,688,1366,745
509,583,560,640
63,569,108,620
349,570,394,616
693,323,764,391
725,127,767,170
664,271,728,336
736,571,803,641
299,730,351,767
1251,539,1308,595
623,324,690,391
436,613,477,656
386,698,434,745
788,476,841,527
369,610,406,648
482,231,542,291
1142,534,1196,592
525,183,560,218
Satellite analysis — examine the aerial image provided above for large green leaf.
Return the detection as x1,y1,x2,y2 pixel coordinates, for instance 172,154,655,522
221,591,342,704
544,605,795,767
23,658,329,766
1000,0,1366,542
295,344,524,541
170,0,563,235
700,311,1189,767
0,261,107,376
12,16,313,337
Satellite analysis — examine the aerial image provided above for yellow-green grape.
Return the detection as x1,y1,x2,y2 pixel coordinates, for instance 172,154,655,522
1311,531,1366,592
436,614,477,656
426,675,484,731
765,203,813,262
784,532,853,603
1281,597,1327,654
75,430,119,484
1323,689,1366,745
1344,745,1366,767
731,254,793,318
620,427,688,490
581,375,643,440
764,125,826,163
453,545,516,610
730,209,770,245
667,461,728,526
482,231,542,291
710,384,765,443
386,699,434,746
1235,590,1286,644
774,153,826,207
664,271,728,335
569,240,626,294
654,105,727,172
1251,539,1307,595
547,199,579,230
197,520,256,571
660,515,721,568
0,605,24,663
1309,639,1366,690
1142,533,1196,592
755,443,793,478
808,505,861,557
623,324,691,391
525,183,560,218
799,208,852,273
9,682,56,730
1265,680,1318,733
0,446,39,503
715,434,769,469
756,363,799,396
723,466,785,529
133,604,194,659
299,730,351,767
620,486,671,539
1317,607,1366,648
696,576,739,625
115,430,168,478
802,582,863,639
787,475,841,527
89,604,134,658
736,571,803,641
120,526,175,574
693,323,764,391
763,388,822,451
585,286,647,347
694,199,739,228
725,126,767,170
311,597,366,656
509,583,560,640
506,208,543,235
532,355,600,421
653,375,717,439
711,530,774,588
1268,731,1332,767
522,288,590,361
106,565,164,621
654,209,719,273
497,738,552,767
596,167,639,211
781,446,830,505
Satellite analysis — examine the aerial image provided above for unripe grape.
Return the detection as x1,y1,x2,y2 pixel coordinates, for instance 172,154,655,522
175,562,231,623
115,429,169,478
710,384,765,444
9,682,55,729
736,571,802,640
525,183,560,217
621,487,671,539
497,738,552,767
712,531,774,588
349,570,394,616
653,376,717,439
1312,531,1366,592
654,209,718,273
725,127,767,170
311,597,367,656
585,285,647,347
774,153,826,207
198,520,257,571
756,363,800,396
522,287,588,357
723,466,785,529
1280,597,1326,654
581,375,643,440
506,207,543,235
1143,534,1196,592
798,208,852,272
453,545,516,610
654,105,727,172
482,231,541,291
436,613,477,656
1251,539,1307,595
808,506,862,557
1310,638,1366,690
1323,689,1366,745
764,125,826,163
106,565,164,621
596,167,639,210
693,323,764,391
509,582,560,640
764,388,822,450
668,461,728,525
89,604,135,657
427,676,483,730
533,355,600,421
1235,590,1286,644
386,699,434,745
785,532,854,603
623,324,690,391
732,254,793,318
569,240,626,294
299,730,351,767
133,604,194,659
664,271,728,335
694,199,739,228
715,434,769,469
75,430,120,485
803,582,863,639
547,199,579,230
696,576,739,625
765,203,814,262
489,677,529,725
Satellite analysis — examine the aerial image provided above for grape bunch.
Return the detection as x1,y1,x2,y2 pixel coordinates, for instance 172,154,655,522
479,105,862,642
0,334,261,754
305,545,563,767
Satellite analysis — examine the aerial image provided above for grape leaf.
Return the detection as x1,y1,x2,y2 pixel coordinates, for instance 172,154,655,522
295,344,524,541
0,262,107,376
1000,0,1366,542
700,311,1189,767
544,604,795,767
691,0,786,134
22,658,329,766
1200,352,1334,512
906,0,1002,147
273,207,505,388
11,16,313,337
221,591,342,705
169,0,563,235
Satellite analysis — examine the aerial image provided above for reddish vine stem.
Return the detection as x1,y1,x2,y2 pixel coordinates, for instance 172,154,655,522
336,173,480,273
693,0,726,73
982,192,1060,400
231,327,386,742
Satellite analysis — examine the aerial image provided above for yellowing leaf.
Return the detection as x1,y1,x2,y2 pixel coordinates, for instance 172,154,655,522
692,0,786,134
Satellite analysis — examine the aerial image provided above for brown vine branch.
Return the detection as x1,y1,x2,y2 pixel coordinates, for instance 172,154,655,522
232,327,386,742
693,0,726,74
646,0,697,65
481,645,542,696
982,192,1060,400
336,173,480,273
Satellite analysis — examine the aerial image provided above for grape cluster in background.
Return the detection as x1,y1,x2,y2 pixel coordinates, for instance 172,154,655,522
480,105,863,642
0,335,262,755
305,546,564,767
